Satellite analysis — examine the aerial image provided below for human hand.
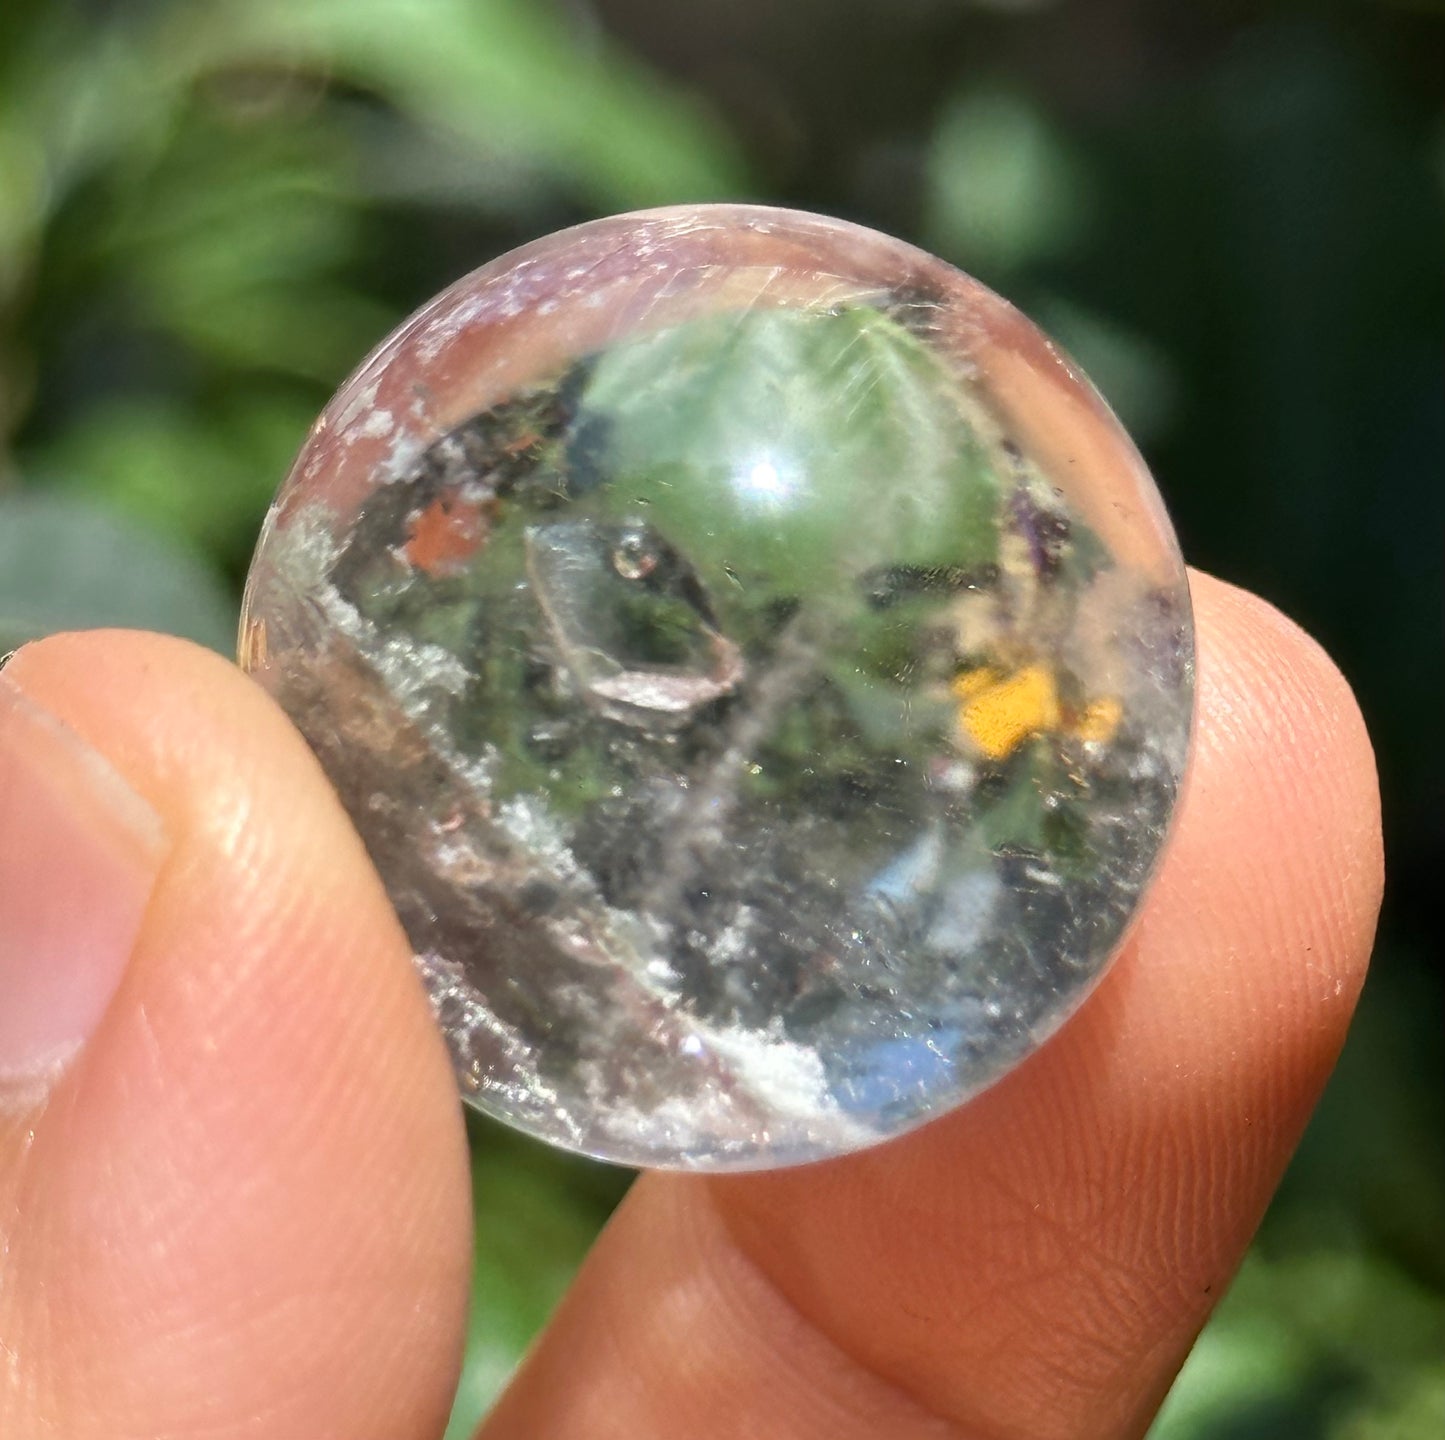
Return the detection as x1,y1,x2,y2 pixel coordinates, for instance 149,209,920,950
0,570,1381,1440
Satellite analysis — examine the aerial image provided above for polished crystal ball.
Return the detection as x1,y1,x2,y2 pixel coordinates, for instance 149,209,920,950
241,205,1193,1169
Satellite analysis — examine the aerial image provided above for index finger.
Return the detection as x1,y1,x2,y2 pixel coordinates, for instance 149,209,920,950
480,570,1383,1440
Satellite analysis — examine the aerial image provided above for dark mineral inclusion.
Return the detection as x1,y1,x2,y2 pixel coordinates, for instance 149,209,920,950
241,205,1193,1170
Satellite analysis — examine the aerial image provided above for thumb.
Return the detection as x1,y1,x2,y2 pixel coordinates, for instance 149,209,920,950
0,631,471,1440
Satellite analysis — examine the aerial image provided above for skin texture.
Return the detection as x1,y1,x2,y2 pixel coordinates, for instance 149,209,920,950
0,570,1382,1440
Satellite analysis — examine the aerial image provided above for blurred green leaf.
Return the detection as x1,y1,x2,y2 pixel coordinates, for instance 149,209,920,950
103,117,388,382
36,395,315,571
1152,1248,1445,1440
1336,1366,1445,1440
1,0,745,256
182,0,748,208
0,126,45,294
583,305,1003,606
923,86,1094,277
0,493,237,652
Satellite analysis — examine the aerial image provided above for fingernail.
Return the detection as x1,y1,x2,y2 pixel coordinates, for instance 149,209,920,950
0,672,166,1083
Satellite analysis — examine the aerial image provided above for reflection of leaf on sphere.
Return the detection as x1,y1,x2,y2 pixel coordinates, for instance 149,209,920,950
580,305,1004,624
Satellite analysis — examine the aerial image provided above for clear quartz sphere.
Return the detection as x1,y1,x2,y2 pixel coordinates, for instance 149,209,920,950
241,205,1193,1170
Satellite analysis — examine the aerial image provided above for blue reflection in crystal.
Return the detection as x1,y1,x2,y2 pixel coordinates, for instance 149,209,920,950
833,1027,963,1117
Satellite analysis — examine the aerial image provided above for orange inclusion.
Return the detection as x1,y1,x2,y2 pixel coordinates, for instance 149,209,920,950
403,493,492,578
951,663,1126,759
952,663,1062,761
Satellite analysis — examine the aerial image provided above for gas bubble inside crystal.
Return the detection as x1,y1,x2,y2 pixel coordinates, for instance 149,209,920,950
241,205,1194,1170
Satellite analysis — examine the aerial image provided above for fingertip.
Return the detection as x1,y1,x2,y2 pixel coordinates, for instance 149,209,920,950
481,573,1385,1440
1182,571,1382,1033
708,575,1383,1437
0,631,472,1440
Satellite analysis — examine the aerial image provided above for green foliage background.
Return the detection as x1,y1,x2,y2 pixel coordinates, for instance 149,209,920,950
1,1,1440,1435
